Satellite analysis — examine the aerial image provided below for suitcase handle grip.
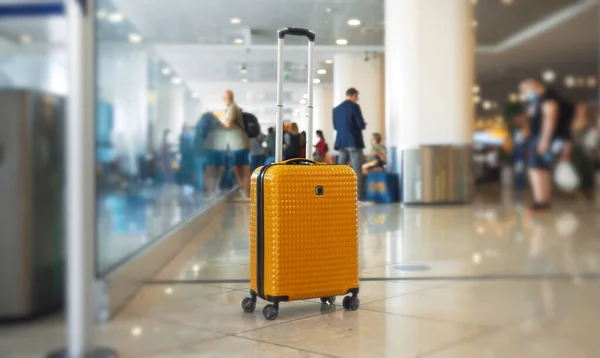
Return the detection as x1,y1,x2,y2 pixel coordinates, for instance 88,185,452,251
282,158,318,165
278,27,316,42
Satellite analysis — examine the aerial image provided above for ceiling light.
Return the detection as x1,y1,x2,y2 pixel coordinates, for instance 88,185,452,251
96,9,107,19
192,264,200,272
313,78,321,84
325,59,333,64
472,85,480,94
230,17,241,24
241,78,249,83
564,75,575,88
587,76,597,88
473,95,481,104
508,93,519,103
348,19,361,26
19,34,32,44
542,70,556,83
234,38,244,45
162,67,172,76
336,39,348,45
128,33,143,43
326,7,332,13
501,0,514,4
108,12,124,23
300,99,307,105
240,68,247,74
482,101,492,110
164,287,173,295
171,77,182,84
317,69,327,75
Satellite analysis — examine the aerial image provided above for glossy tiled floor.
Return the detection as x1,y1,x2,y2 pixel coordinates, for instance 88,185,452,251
2,191,600,357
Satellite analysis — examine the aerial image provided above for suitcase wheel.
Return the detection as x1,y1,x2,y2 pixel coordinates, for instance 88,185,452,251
263,304,278,320
320,296,336,305
241,297,256,313
343,296,360,311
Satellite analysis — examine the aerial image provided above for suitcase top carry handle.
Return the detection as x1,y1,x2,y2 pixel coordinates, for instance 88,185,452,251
278,27,316,42
282,158,319,165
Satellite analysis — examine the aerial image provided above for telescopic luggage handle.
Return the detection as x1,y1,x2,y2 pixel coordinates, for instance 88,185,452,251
274,27,316,163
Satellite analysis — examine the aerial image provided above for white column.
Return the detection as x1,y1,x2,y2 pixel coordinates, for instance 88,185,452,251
385,0,474,149
312,84,334,146
333,53,385,146
97,47,149,174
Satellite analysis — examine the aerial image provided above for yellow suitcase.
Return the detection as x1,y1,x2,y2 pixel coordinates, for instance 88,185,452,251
241,28,360,320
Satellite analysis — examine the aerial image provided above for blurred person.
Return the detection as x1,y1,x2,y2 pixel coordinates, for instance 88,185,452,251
196,112,224,197
362,133,387,174
334,87,366,198
221,90,251,198
314,130,329,162
570,103,598,200
284,122,302,160
266,127,275,158
300,131,307,158
520,79,574,211
250,131,267,172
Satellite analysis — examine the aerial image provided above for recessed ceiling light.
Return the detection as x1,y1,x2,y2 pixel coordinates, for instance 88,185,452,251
472,85,480,94
326,7,332,13
230,17,241,24
96,9,108,19
501,0,514,5
508,93,519,103
108,12,124,23
482,101,492,110
171,77,182,84
348,19,361,26
131,326,143,337
324,59,333,64
241,78,248,83
564,75,575,88
317,69,327,75
19,34,32,44
336,39,348,45
128,33,143,43
234,38,244,45
313,78,321,84
162,67,172,75
300,99,307,105
542,70,556,83
164,287,173,295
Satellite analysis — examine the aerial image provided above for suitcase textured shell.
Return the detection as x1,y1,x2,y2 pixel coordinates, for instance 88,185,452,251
250,163,359,302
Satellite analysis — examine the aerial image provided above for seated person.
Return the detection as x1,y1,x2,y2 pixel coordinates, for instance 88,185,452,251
362,133,387,174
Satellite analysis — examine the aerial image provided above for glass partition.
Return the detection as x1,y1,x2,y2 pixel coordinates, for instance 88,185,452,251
95,0,229,274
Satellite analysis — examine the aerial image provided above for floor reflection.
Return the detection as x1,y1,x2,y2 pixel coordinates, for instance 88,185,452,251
155,191,600,282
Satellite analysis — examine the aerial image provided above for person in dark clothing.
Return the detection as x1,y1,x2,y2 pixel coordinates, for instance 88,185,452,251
265,127,276,158
284,122,301,160
520,79,574,211
333,87,366,198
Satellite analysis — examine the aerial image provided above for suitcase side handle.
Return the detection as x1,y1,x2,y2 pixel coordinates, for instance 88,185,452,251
282,158,318,165
278,27,316,42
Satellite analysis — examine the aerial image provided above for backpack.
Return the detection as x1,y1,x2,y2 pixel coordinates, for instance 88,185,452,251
241,112,261,139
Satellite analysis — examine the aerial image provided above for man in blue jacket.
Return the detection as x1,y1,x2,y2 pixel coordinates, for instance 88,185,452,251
333,87,366,198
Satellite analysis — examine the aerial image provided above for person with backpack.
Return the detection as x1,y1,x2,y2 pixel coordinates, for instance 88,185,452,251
519,79,574,211
314,130,329,162
221,90,251,199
